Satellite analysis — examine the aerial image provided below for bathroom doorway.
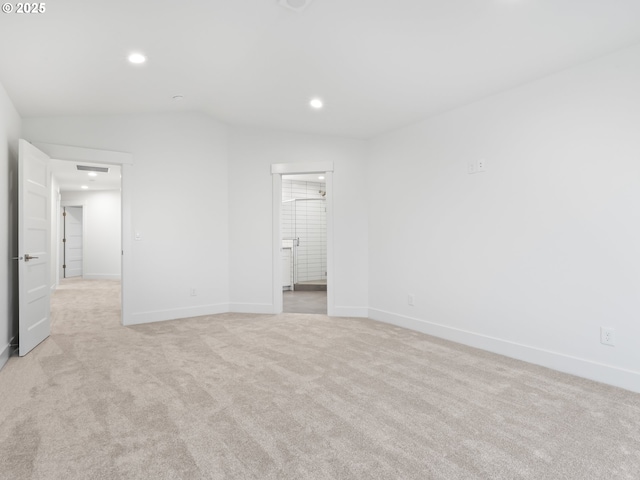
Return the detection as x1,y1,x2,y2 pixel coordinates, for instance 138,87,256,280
281,174,327,314
271,161,334,316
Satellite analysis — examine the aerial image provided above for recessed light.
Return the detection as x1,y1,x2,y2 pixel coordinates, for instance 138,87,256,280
128,53,146,64
279,0,313,12
318,176,325,180
172,94,184,102
81,185,89,189
88,172,97,177
310,98,323,109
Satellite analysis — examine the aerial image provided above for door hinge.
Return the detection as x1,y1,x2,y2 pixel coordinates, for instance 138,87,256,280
63,264,66,269
62,211,66,217
62,238,66,243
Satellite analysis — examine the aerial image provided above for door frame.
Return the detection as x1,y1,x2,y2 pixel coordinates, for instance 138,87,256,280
271,162,334,315
34,142,133,325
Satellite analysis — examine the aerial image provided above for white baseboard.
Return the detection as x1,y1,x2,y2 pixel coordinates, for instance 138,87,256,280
0,337,15,371
368,308,640,394
330,306,369,318
229,303,275,314
125,303,230,326
83,274,121,280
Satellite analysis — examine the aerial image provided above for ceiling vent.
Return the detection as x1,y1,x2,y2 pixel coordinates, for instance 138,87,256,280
77,165,110,173
278,0,313,13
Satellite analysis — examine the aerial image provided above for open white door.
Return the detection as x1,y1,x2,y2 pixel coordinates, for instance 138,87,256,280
18,139,51,356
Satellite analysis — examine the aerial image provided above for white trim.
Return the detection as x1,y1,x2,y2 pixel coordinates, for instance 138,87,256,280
126,303,229,326
121,164,133,325
83,274,121,280
272,174,283,314
31,142,133,327
272,163,334,316
0,337,15,371
369,308,640,394
230,303,275,315
325,172,335,316
271,162,334,175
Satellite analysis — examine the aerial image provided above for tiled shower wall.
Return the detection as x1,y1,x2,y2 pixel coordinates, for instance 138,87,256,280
282,179,327,283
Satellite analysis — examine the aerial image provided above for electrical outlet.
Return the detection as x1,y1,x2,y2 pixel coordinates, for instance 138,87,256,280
190,288,197,297
408,294,414,306
468,159,486,174
600,327,615,346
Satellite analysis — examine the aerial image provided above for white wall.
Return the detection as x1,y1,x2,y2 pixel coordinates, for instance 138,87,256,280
23,112,230,325
229,127,368,316
15,46,640,394
0,82,21,369
23,117,368,323
60,190,121,280
368,44,640,393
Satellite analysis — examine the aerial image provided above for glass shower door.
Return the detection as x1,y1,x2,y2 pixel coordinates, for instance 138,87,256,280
294,198,326,288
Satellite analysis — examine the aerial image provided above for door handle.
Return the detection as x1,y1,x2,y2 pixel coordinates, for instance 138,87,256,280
24,254,39,262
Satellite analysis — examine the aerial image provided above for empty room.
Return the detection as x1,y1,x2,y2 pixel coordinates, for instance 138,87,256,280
1,1,639,479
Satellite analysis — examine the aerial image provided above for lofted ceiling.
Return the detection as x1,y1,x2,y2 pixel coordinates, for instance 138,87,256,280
1,0,640,138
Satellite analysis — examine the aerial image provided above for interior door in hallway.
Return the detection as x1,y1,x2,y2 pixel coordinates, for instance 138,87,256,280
63,206,83,278
18,139,51,356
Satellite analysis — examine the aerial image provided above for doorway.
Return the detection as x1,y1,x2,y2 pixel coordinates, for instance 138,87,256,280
16,141,132,357
35,141,133,326
51,159,123,331
62,206,83,278
52,159,122,282
281,174,327,314
271,161,334,316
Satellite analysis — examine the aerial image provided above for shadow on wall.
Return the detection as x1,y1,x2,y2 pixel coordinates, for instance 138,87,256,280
7,141,19,342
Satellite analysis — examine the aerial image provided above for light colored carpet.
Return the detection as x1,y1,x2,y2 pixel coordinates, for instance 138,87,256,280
0,279,639,479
